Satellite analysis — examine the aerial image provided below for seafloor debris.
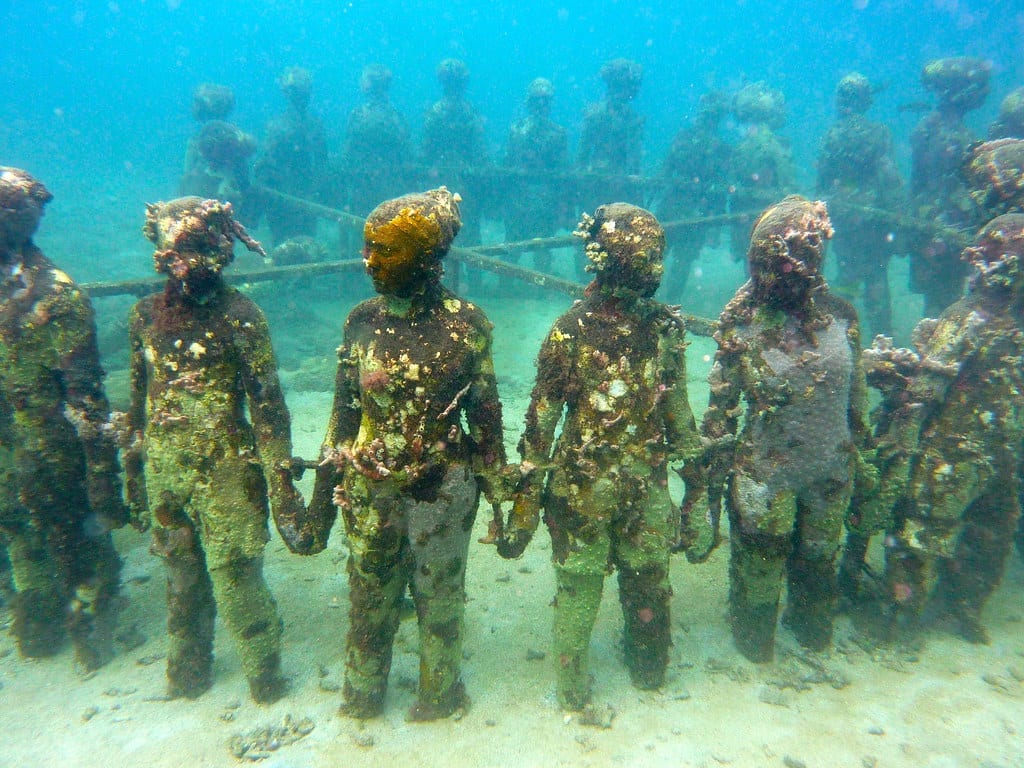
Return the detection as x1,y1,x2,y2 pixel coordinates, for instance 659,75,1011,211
228,714,315,761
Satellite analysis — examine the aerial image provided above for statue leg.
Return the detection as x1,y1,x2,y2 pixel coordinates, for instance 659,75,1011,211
659,233,700,301
4,521,67,658
153,521,216,699
341,502,406,719
837,530,870,604
615,482,674,689
0,542,11,606
209,556,286,703
728,475,796,662
64,523,122,672
553,568,604,710
342,551,406,718
406,467,478,721
618,563,671,689
546,476,612,709
883,537,938,642
783,477,849,651
729,533,788,662
862,259,893,338
939,486,1020,644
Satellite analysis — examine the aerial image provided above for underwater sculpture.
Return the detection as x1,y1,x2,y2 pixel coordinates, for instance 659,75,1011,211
909,56,992,317
126,196,308,702
503,77,571,280
988,86,1024,140
421,59,490,289
961,136,1024,566
180,119,259,225
254,66,329,245
182,82,237,179
702,196,870,662
816,72,903,337
309,187,509,721
343,63,414,219
0,167,127,670
658,89,733,299
576,58,646,218
497,203,707,710
728,81,797,263
856,214,1024,644
578,59,645,178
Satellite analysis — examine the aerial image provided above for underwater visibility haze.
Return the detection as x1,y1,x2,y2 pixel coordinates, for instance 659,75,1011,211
1,1,1023,767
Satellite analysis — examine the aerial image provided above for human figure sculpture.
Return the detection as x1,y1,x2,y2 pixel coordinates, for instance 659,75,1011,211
858,215,1024,644
909,57,991,317
499,202,707,710
254,66,329,245
503,77,570,280
126,197,308,702
702,196,870,662
658,90,733,298
0,167,127,670
577,59,646,217
309,187,509,720
728,82,797,263
343,64,413,219
816,73,903,337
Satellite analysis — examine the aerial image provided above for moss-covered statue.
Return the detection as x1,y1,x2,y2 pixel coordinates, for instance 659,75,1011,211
180,118,259,226
909,57,991,317
864,215,1024,643
127,197,309,702
503,77,570,280
658,89,734,299
961,136,1024,565
577,59,646,215
702,196,870,662
816,73,903,337
309,187,509,721
728,82,796,263
988,87,1024,140
183,82,237,181
254,66,329,245
0,167,127,670
421,59,489,257
497,203,706,710
343,64,413,218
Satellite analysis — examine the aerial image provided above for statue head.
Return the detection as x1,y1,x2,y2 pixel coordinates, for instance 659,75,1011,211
144,196,264,298
600,58,643,102
921,57,991,113
747,196,833,303
360,63,393,99
363,187,462,297
278,66,314,113
190,82,236,122
576,202,665,299
835,72,873,116
436,58,470,97
526,77,555,117
0,167,52,253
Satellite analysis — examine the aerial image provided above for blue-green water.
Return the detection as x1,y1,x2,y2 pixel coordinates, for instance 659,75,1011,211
1,2,1023,766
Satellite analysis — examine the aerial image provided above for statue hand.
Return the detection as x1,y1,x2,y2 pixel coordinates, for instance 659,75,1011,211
675,498,720,564
87,475,130,530
273,489,321,556
495,494,540,560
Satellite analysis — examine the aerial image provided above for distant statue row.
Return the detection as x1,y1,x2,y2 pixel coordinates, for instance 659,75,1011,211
179,56,1024,339
1,167,1021,722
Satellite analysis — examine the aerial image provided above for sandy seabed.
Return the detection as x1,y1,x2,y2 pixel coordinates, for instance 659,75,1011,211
1,269,1023,768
